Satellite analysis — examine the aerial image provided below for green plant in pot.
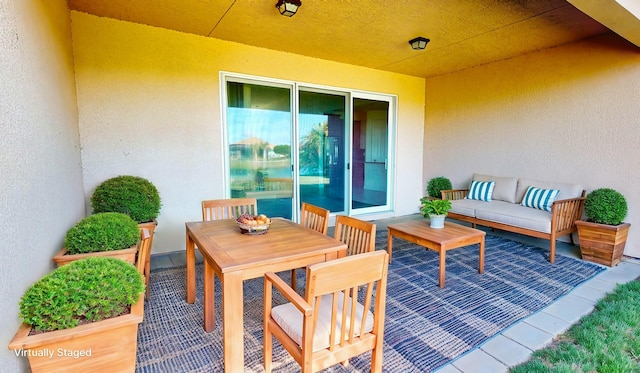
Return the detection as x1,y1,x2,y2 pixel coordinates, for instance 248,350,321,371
575,188,630,266
52,212,140,267
420,197,452,229
426,176,453,199
91,175,161,267
91,175,161,224
9,257,145,372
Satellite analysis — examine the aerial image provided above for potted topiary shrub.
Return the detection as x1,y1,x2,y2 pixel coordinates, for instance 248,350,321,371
91,175,161,224
9,257,145,372
575,188,630,266
91,175,162,269
420,197,452,229
426,176,453,200
52,212,140,267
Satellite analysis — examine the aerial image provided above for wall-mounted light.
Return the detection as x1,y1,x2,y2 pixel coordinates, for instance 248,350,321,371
276,0,302,17
409,37,430,50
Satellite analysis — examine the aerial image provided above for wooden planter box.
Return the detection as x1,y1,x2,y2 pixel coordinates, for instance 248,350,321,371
52,245,138,267
8,293,144,373
576,220,631,267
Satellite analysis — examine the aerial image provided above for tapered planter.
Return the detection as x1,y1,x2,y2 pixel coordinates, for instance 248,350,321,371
429,215,446,229
52,245,138,267
576,220,631,267
8,293,144,373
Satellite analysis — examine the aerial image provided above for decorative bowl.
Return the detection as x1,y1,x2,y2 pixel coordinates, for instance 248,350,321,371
235,219,272,235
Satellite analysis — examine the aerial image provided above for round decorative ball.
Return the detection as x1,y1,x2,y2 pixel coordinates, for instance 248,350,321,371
91,175,161,223
584,188,627,225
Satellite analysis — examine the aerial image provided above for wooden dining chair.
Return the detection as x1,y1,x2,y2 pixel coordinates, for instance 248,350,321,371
291,202,331,289
135,228,153,300
300,202,330,234
199,197,257,327
334,215,377,256
264,250,389,373
202,197,257,221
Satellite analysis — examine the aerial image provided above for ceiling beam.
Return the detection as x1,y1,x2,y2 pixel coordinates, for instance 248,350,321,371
568,0,640,46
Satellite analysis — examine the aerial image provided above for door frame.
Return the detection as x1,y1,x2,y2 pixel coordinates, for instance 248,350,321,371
220,72,397,220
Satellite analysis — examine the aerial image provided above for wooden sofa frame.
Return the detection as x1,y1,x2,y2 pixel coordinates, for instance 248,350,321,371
441,189,586,264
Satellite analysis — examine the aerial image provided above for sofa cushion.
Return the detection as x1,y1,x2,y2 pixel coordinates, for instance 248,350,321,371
466,180,496,201
516,178,583,204
521,186,560,212
450,199,488,218
473,174,518,203
475,202,553,234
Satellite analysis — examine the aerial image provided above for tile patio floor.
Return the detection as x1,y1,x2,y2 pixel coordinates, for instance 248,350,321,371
150,214,640,372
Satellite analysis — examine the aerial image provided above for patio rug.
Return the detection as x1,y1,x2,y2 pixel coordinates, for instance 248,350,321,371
136,232,605,372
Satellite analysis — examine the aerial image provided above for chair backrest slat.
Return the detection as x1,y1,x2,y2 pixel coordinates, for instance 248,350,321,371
202,198,257,221
300,202,330,234
305,251,388,352
333,215,376,256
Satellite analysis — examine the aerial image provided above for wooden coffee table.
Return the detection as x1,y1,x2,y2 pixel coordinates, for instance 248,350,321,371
387,220,486,288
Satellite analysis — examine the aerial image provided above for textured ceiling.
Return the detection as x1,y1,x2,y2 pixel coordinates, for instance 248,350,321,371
68,0,639,78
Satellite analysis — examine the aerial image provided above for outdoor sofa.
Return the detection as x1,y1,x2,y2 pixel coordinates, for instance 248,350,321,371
441,173,585,263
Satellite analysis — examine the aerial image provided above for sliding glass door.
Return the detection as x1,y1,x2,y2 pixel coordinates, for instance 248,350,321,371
298,89,348,214
225,80,294,219
223,74,394,220
351,96,391,212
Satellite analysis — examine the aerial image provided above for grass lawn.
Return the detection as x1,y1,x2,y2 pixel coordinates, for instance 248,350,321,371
510,278,640,372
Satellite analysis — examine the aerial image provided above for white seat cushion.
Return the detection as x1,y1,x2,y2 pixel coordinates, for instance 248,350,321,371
450,199,491,217
475,202,552,233
271,292,374,352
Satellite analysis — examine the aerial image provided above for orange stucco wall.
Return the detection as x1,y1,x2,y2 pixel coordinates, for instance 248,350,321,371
424,34,640,257
70,11,426,254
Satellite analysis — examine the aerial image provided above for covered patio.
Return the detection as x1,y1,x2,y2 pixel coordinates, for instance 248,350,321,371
2,1,640,371
145,215,640,371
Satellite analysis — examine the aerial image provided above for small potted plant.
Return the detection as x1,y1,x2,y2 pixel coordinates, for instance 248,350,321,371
8,257,145,372
52,212,140,267
426,176,453,200
420,197,452,229
575,188,630,266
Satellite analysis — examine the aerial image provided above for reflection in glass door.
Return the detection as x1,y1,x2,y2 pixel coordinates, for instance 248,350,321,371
352,98,389,211
223,74,394,220
298,90,347,214
225,81,294,219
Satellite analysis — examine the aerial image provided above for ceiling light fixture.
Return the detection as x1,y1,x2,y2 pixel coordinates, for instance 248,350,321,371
276,0,302,17
409,37,430,50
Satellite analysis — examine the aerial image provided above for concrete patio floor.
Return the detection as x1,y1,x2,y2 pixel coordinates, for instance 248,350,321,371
150,214,640,372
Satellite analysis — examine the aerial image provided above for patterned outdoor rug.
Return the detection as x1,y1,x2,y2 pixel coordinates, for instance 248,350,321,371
136,232,605,372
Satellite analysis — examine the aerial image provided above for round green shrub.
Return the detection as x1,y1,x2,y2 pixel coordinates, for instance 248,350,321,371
584,188,628,225
91,175,161,223
19,257,144,332
427,177,453,198
65,212,140,254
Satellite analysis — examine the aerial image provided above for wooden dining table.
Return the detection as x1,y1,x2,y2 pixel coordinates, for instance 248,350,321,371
185,218,347,372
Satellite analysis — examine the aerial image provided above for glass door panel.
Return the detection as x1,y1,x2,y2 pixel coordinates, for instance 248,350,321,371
226,81,293,219
298,90,347,214
352,98,389,211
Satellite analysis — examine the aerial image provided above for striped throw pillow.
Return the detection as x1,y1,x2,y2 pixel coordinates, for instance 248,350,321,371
466,180,496,201
521,186,560,212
